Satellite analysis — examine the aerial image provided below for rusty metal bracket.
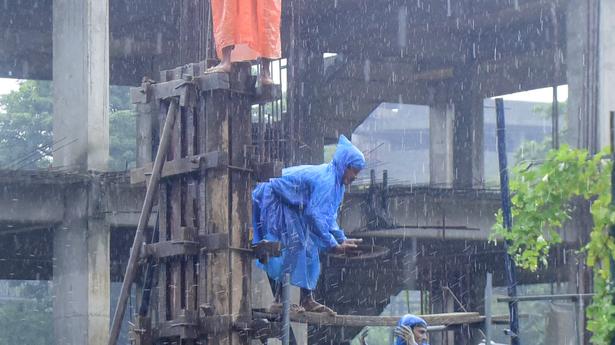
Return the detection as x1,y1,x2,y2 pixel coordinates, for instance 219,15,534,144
251,240,282,263
199,233,280,261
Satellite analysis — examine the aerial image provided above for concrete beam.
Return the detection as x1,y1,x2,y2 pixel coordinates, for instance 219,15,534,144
0,184,65,227
322,78,440,107
52,0,110,171
473,50,567,99
314,0,562,62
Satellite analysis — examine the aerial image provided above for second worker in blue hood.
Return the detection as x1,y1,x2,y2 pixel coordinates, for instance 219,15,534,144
252,135,365,314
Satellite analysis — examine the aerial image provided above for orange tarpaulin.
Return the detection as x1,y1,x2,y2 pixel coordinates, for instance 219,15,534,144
211,0,282,62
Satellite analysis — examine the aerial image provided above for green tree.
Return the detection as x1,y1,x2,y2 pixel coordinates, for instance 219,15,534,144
512,101,567,164
491,146,615,344
0,81,53,169
0,80,136,170
0,281,53,345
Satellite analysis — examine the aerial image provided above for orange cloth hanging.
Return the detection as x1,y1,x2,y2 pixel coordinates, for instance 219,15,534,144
211,0,282,62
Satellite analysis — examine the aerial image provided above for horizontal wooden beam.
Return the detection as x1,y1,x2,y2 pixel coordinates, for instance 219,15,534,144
130,151,227,184
254,311,492,327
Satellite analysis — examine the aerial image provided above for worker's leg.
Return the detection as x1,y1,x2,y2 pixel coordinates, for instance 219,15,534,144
268,276,282,303
206,0,236,74
206,45,233,73
259,58,274,85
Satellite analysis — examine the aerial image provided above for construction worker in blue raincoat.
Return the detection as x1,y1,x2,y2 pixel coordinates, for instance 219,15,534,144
394,314,429,345
359,314,429,345
252,135,365,314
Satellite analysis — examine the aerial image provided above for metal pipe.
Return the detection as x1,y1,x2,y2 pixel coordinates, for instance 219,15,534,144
281,272,291,345
108,99,179,345
495,98,520,345
610,111,615,345
485,273,492,345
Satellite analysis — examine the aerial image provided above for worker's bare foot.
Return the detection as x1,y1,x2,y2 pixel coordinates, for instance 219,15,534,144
205,62,231,74
269,302,305,314
258,73,275,86
301,297,336,315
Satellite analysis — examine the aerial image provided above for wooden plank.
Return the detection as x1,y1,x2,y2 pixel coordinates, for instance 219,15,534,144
157,184,168,323
169,101,184,320
184,179,198,311
203,88,231,345
255,311,486,327
185,100,198,316
155,100,171,327
229,80,254,335
195,90,210,345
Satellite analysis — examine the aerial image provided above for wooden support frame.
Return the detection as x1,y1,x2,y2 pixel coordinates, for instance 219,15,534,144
129,61,262,345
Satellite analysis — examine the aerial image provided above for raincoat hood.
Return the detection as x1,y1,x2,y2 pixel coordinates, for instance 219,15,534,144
394,314,429,345
331,135,365,181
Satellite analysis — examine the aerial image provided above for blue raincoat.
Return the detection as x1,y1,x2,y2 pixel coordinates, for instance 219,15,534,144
394,314,429,345
252,135,365,290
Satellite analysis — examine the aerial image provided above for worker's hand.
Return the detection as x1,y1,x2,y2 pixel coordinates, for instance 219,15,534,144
332,240,359,254
359,329,369,345
394,325,418,345
343,238,363,246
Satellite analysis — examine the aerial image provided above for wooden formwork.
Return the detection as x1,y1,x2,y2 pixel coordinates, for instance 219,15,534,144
129,61,283,345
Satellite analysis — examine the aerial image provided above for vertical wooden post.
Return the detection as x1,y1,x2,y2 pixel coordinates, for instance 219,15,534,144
202,65,253,345
228,72,253,342
204,87,232,345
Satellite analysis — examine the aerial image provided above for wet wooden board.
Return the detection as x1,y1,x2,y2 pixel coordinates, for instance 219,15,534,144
254,311,493,327
203,88,232,345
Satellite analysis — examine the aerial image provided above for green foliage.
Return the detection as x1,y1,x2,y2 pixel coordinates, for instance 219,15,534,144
0,81,53,169
0,80,136,170
0,281,53,345
512,101,567,164
109,108,136,171
491,145,615,344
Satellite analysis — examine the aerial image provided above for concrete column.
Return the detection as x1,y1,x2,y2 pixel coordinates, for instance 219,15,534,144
565,0,600,152
287,3,325,165
429,103,454,187
52,0,109,171
598,0,615,149
452,90,484,189
53,182,110,345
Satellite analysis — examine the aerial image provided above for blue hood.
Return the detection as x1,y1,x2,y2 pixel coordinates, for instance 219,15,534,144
331,135,365,181
394,314,429,345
